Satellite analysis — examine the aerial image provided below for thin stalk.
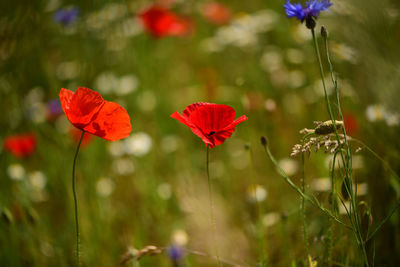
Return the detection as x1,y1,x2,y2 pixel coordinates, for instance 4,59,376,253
349,138,400,182
301,135,312,259
206,145,221,267
261,141,351,230
366,200,400,242
312,28,368,266
246,146,268,265
72,131,85,266
328,150,340,267
322,30,356,220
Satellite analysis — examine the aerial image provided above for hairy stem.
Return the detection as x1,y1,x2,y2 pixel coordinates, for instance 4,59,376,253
72,131,85,266
206,145,221,267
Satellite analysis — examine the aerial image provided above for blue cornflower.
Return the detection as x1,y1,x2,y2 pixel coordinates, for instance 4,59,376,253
284,0,332,27
167,245,185,262
53,7,80,26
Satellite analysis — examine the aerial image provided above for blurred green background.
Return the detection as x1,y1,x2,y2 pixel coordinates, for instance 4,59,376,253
1,0,400,266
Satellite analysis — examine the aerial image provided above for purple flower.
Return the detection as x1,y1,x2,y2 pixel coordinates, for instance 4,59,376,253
167,245,185,262
53,7,80,26
284,0,332,23
46,99,63,119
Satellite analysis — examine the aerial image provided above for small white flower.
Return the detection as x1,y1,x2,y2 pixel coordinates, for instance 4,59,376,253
171,229,188,246
28,171,46,190
8,164,25,181
247,184,268,202
157,183,172,200
56,61,80,80
112,158,135,175
124,132,152,157
357,183,368,196
311,178,331,192
115,75,139,96
288,70,306,88
385,112,400,126
136,91,156,112
366,104,386,122
278,158,299,177
108,141,125,157
262,212,281,227
96,177,115,197
264,98,277,112
95,71,119,94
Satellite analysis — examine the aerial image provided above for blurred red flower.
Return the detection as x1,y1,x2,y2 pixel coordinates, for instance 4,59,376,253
4,133,36,158
139,5,192,38
343,112,359,135
201,2,231,25
171,102,248,148
59,87,132,141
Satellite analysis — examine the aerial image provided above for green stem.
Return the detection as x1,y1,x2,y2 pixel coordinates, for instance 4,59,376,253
301,136,311,259
316,28,368,267
366,200,400,242
261,141,351,230
72,131,85,266
349,138,400,182
246,147,268,265
328,151,340,267
206,145,221,267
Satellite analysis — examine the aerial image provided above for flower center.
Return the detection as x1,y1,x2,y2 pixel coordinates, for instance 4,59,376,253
208,131,216,136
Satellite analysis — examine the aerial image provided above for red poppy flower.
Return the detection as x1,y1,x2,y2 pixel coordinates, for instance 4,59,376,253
171,102,248,148
343,112,359,135
4,133,36,158
59,87,132,141
139,5,192,38
201,2,232,25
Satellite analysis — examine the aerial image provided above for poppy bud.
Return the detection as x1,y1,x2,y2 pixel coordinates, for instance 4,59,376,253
315,120,343,135
260,136,268,147
341,177,352,201
321,26,328,38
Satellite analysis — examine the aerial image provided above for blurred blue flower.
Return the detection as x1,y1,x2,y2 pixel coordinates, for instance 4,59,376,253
53,7,80,26
284,0,332,22
167,245,185,262
46,99,62,119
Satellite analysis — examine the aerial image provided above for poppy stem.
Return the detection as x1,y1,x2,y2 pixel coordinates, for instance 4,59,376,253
206,145,222,267
72,130,85,266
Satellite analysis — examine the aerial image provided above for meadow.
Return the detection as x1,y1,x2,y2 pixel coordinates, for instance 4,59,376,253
1,0,400,266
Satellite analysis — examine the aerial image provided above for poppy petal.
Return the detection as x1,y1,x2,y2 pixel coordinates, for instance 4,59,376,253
170,112,193,127
59,88,74,117
182,102,211,118
82,101,132,141
190,104,235,133
67,87,105,128
213,127,235,147
222,115,248,131
171,111,212,146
